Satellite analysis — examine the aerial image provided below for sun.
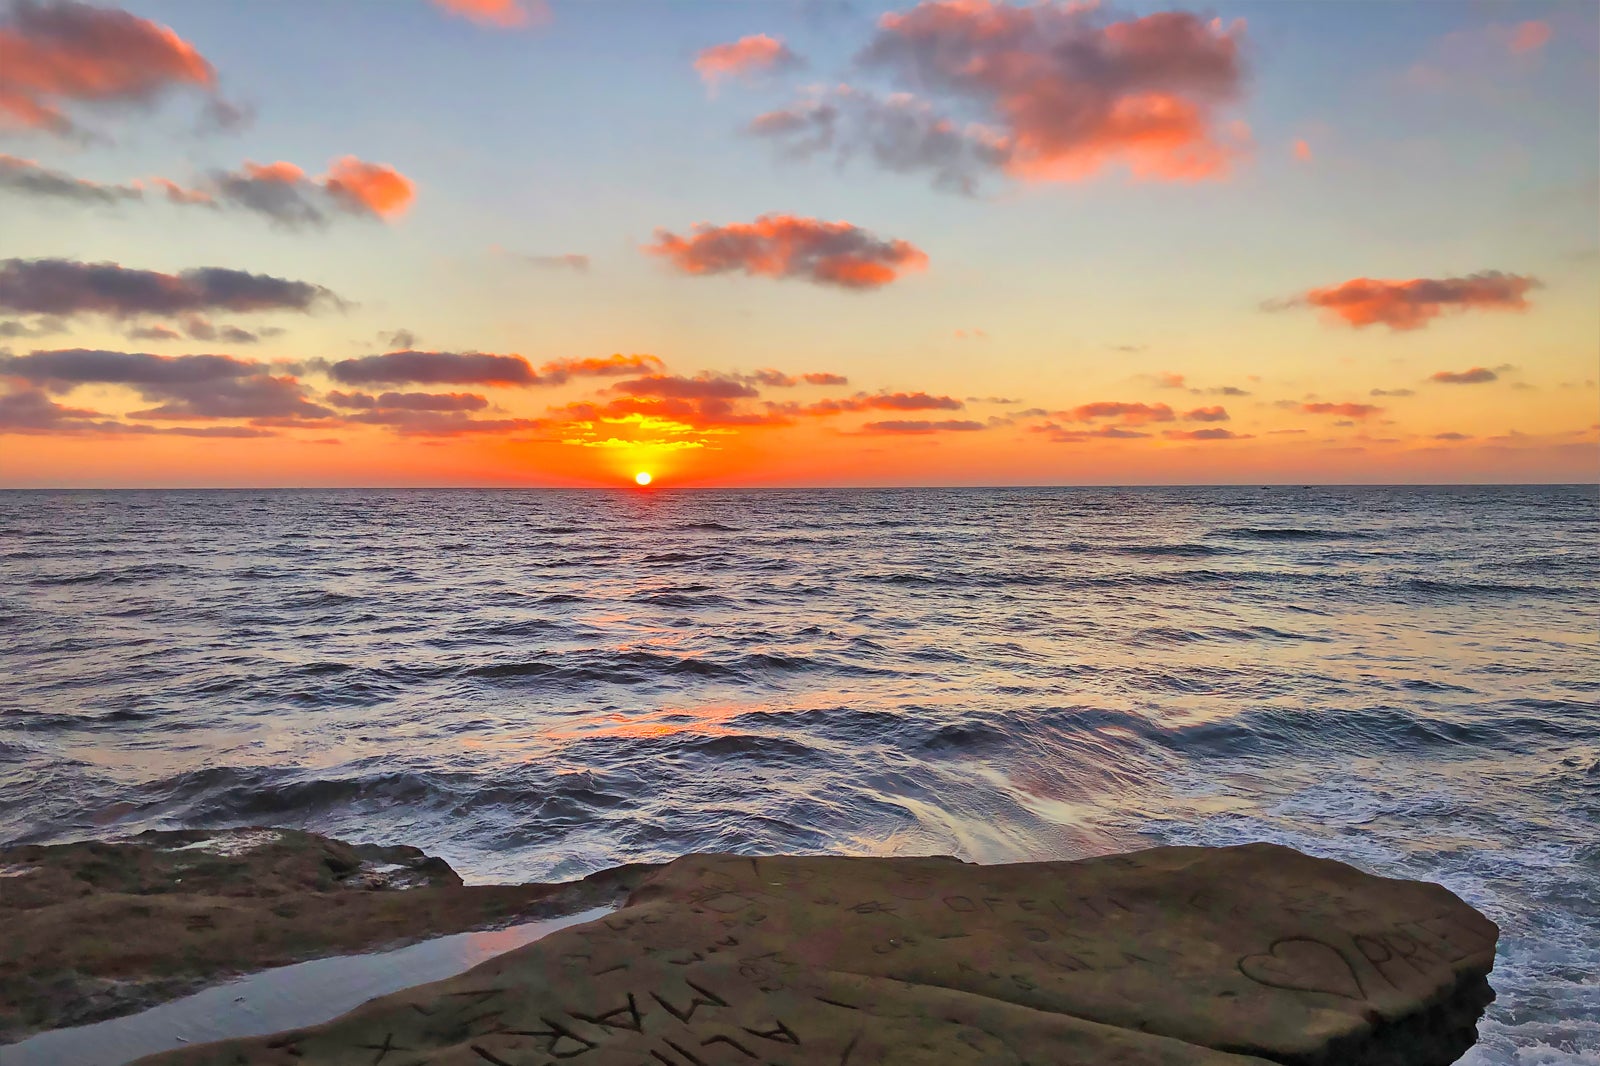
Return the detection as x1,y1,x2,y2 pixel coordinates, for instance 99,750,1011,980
634,471,653,486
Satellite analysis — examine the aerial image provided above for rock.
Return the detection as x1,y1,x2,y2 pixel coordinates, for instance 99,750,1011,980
0,828,658,1042
134,842,1497,1066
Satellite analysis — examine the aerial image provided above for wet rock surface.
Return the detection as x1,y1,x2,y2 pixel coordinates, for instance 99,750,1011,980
0,828,655,1043
128,842,1497,1066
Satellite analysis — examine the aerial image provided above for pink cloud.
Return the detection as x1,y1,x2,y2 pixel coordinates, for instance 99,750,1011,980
1289,271,1538,331
859,1,1250,183
0,0,220,135
694,34,799,86
645,214,928,290
430,0,547,28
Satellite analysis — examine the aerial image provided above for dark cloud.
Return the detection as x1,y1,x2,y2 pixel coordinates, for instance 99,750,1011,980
749,88,1007,196
1033,422,1151,442
0,315,68,338
327,350,538,387
0,385,272,436
1302,402,1382,418
859,418,985,434
1433,432,1472,441
342,409,544,437
1370,388,1415,397
193,158,415,229
644,214,928,290
1430,367,1499,385
379,328,417,349
126,374,331,421
0,153,141,202
611,374,759,400
0,348,258,389
804,372,848,386
0,258,337,319
1202,385,1250,397
1182,405,1230,422
1163,428,1248,440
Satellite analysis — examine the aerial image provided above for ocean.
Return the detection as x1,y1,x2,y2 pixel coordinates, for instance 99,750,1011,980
2,485,1596,1062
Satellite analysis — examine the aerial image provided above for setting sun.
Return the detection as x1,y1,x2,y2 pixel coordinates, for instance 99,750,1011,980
634,471,652,486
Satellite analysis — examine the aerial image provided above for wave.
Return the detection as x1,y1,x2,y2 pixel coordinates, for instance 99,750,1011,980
1220,527,1377,541
28,563,191,586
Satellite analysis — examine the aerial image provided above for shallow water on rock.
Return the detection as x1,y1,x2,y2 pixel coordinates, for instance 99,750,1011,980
1,907,612,1066
2,486,1596,1062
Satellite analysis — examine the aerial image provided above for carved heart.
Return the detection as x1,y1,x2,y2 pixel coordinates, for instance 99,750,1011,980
1239,937,1365,1000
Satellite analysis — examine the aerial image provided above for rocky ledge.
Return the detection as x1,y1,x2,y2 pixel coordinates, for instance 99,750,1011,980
2,832,1497,1065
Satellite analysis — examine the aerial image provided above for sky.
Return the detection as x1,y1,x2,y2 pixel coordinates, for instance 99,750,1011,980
0,0,1596,488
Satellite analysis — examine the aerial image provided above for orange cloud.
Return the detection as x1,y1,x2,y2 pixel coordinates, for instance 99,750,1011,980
1509,20,1551,55
645,214,928,290
1182,405,1229,422
322,157,414,219
0,0,218,135
1064,401,1175,424
858,2,1250,183
1293,139,1312,161
694,34,799,85
1291,271,1538,330
430,0,545,28
1302,402,1382,418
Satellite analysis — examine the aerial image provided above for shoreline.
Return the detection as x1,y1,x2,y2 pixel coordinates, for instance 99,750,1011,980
2,828,1499,1065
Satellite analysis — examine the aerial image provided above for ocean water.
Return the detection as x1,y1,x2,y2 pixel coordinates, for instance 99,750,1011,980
1,485,1596,1062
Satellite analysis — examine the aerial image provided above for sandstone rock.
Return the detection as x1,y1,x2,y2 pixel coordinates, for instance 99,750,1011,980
0,828,656,1042
135,842,1497,1066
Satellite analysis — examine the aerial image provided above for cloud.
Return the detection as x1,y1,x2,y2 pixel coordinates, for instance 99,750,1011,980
1510,21,1551,54
379,328,417,349
520,253,589,272
611,374,759,400
1302,402,1382,418
953,327,988,340
0,314,67,338
1292,139,1312,162
326,350,538,387
1430,366,1498,385
695,34,800,86
1164,427,1247,440
749,86,1012,196
1182,405,1229,422
198,156,414,228
125,324,181,342
0,385,277,436
538,353,663,381
125,314,276,344
795,391,963,415
340,409,544,436
430,0,546,28
126,373,330,421
1063,401,1175,424
0,258,336,319
1284,271,1539,330
0,153,141,202
859,418,985,434
1033,421,1151,443
1370,387,1415,397
324,350,664,388
644,213,928,290
1433,432,1472,441
326,390,488,412
0,348,328,423
736,368,850,387
0,0,223,136
1409,19,1553,87
1202,385,1250,397
1146,372,1185,389
774,1,1248,188
0,347,260,388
